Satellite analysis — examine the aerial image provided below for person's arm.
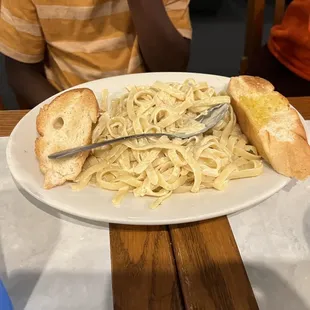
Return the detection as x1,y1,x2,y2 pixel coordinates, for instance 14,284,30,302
1,0,57,107
127,0,191,72
5,57,58,108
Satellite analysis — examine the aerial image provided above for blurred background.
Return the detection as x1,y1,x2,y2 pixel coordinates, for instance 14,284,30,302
0,0,290,109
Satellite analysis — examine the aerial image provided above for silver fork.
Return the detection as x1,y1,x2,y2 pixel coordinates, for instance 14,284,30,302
48,103,229,159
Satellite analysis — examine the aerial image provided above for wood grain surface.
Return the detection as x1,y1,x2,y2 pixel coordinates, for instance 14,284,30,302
110,225,183,310
170,218,258,310
289,97,310,120
0,96,309,310
0,110,28,136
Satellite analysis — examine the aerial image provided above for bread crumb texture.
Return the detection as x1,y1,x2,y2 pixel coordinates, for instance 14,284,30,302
228,75,310,180
35,88,99,189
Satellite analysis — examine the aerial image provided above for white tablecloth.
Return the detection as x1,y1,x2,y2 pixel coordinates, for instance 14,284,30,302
0,138,113,310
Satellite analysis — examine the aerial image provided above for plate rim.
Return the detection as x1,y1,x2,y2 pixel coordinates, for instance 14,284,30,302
6,72,301,225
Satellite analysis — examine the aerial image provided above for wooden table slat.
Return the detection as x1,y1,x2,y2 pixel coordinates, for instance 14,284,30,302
170,218,258,310
289,97,310,120
0,110,29,136
110,225,183,310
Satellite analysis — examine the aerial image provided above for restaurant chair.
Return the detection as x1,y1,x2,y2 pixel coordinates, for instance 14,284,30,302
240,0,286,74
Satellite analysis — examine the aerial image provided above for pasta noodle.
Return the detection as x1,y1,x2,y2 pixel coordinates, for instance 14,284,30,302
73,79,263,209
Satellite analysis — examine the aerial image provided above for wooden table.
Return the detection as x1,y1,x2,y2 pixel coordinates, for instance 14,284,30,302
1,97,310,309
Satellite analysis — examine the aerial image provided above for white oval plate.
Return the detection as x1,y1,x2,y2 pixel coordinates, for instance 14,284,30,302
7,72,299,225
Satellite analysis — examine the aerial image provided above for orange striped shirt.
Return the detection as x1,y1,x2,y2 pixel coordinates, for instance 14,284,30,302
268,0,310,81
0,0,192,91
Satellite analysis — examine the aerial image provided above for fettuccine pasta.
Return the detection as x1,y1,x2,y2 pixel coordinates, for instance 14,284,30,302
73,79,263,208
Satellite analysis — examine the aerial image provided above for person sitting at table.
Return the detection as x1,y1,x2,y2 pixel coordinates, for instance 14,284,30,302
0,0,191,108
246,0,310,97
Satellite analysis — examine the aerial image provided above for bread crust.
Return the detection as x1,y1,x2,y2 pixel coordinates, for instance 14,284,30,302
227,75,310,180
35,88,99,188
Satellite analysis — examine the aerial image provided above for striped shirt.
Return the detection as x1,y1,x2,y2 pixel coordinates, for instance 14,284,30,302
0,0,192,91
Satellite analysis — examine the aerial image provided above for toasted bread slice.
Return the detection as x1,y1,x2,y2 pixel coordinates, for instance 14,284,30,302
35,88,99,189
227,76,310,180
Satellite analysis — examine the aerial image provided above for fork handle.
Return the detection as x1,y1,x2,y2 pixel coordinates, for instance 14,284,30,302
48,132,177,159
